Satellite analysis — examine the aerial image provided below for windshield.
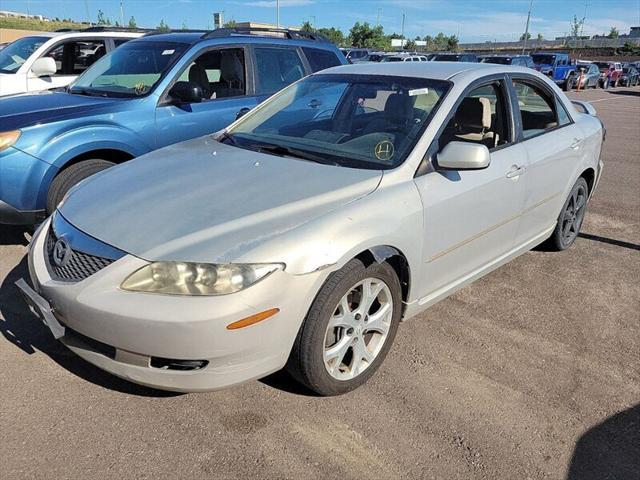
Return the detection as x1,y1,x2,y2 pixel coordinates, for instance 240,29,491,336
382,57,403,62
0,36,48,73
532,54,556,65
69,41,187,98
481,57,511,65
224,74,450,170
594,62,611,71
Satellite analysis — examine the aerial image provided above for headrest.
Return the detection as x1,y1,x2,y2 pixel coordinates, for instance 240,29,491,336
221,53,243,83
384,93,414,123
457,97,491,130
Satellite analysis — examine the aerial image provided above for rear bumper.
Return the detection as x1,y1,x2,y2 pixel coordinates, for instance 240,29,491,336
0,199,45,225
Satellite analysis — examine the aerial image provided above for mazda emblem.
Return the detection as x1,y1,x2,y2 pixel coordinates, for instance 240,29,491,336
52,237,72,267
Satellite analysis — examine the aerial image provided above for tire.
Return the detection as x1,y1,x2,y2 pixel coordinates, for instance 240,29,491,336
46,159,115,215
601,78,609,89
286,258,402,396
563,76,574,91
544,177,589,251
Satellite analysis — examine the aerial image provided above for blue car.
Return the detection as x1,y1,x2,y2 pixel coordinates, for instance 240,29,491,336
532,52,577,91
0,27,346,224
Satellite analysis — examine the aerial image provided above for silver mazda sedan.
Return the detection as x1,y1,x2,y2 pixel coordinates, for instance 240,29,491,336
19,62,604,395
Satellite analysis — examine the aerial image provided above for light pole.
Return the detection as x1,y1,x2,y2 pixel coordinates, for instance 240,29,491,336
120,0,124,27
521,0,534,54
276,0,280,28
376,8,381,27
580,3,590,47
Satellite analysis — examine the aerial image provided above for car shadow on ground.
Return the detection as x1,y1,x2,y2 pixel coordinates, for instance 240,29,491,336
607,89,640,97
566,403,640,479
0,251,180,398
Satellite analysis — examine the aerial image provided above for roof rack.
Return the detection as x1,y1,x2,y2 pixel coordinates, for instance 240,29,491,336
55,26,153,33
143,29,209,37
201,26,330,43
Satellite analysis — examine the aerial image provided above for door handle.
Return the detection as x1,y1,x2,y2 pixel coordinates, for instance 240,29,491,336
506,165,526,179
570,137,582,149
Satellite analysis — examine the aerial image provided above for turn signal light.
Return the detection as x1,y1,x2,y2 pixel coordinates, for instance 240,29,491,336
226,308,280,330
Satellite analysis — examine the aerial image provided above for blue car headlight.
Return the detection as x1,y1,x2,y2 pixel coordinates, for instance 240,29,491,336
0,130,21,153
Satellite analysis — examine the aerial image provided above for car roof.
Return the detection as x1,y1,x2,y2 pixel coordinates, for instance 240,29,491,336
321,62,508,80
21,31,143,40
134,32,339,50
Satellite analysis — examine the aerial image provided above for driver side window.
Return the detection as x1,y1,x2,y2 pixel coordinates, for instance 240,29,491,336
439,81,510,152
177,48,246,101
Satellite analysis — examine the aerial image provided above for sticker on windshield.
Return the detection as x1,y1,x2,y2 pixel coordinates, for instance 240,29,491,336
408,88,429,96
374,140,395,162
134,82,149,95
162,49,175,55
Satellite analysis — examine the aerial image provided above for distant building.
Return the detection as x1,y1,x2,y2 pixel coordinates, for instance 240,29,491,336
235,22,300,31
0,10,50,21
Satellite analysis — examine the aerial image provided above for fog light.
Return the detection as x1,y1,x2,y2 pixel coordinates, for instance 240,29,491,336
150,357,209,371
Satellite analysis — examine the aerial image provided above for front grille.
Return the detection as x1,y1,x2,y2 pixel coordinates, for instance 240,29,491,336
46,228,114,282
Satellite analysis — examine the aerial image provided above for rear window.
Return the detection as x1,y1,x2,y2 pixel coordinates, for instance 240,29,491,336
302,47,341,72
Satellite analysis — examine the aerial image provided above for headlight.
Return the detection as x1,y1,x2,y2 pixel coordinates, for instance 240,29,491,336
121,262,283,295
0,130,21,152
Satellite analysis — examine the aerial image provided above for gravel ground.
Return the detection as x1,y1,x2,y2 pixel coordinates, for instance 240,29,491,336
0,85,638,480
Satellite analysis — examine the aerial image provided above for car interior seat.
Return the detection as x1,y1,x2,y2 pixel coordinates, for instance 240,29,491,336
452,97,496,148
363,93,415,135
216,52,244,98
188,63,212,99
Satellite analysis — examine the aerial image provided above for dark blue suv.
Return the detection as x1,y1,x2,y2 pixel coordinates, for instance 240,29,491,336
0,27,346,224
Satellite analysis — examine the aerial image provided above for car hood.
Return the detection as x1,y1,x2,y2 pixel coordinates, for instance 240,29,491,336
60,137,383,263
0,90,122,131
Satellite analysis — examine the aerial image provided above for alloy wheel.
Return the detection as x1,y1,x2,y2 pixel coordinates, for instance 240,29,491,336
323,277,393,380
560,184,587,247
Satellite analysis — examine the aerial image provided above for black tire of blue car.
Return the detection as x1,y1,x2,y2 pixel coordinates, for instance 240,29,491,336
286,258,402,396
46,159,115,215
544,177,589,251
563,75,575,91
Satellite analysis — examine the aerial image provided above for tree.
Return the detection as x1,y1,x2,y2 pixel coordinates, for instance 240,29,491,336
317,27,345,46
300,20,314,32
608,27,619,38
348,22,389,49
223,19,237,28
157,19,170,32
405,39,417,51
446,35,459,52
570,15,584,38
536,33,544,41
520,32,532,41
96,9,109,26
128,16,137,28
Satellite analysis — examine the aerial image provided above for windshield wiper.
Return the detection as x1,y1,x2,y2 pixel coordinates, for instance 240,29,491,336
251,143,340,166
68,87,108,97
217,131,238,146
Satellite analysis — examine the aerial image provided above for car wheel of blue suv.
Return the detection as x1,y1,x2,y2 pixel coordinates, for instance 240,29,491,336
46,159,115,215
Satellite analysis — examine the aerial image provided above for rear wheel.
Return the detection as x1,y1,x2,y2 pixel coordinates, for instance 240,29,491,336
545,177,589,251
563,76,575,91
286,258,402,396
46,159,115,215
601,78,609,89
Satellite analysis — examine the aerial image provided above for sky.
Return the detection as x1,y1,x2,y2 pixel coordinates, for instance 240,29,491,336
2,0,639,42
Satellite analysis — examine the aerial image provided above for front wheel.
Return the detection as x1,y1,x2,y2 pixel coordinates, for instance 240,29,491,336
601,78,609,89
563,76,574,91
46,159,115,215
545,177,589,251
286,258,402,396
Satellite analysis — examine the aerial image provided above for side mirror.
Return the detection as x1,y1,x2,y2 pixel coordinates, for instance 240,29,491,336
169,81,203,104
236,107,251,120
30,57,57,77
437,141,491,170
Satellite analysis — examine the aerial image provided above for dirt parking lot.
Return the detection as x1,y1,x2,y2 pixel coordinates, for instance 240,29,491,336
1,86,638,480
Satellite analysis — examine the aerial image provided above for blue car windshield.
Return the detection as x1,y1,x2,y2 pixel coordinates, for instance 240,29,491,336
225,74,451,170
69,41,187,98
0,36,48,73
532,54,556,64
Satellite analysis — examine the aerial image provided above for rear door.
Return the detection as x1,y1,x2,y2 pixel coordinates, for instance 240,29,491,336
155,45,259,147
510,76,582,244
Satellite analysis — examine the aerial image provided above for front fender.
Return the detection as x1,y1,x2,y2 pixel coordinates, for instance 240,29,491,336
37,125,152,169
235,181,425,303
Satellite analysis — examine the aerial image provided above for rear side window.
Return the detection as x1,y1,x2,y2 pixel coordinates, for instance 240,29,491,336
302,47,341,72
512,80,564,139
44,39,107,75
114,39,132,47
254,47,306,94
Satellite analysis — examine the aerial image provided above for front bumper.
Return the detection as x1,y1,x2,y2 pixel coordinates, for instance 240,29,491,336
22,218,325,392
0,199,45,225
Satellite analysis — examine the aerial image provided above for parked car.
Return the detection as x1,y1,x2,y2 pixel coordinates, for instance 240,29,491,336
593,61,623,89
18,62,604,395
620,65,639,87
340,48,371,63
431,53,478,62
480,54,534,68
0,27,143,97
382,54,428,62
532,52,577,91
0,27,347,225
575,62,600,89
362,52,385,62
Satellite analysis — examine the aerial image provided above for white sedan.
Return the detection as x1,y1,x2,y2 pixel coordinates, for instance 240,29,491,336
19,62,604,395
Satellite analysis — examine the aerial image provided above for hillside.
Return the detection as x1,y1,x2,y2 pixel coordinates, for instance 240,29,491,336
0,17,87,32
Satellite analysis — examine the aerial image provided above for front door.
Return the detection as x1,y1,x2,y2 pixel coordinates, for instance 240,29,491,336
155,46,259,148
413,79,527,302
